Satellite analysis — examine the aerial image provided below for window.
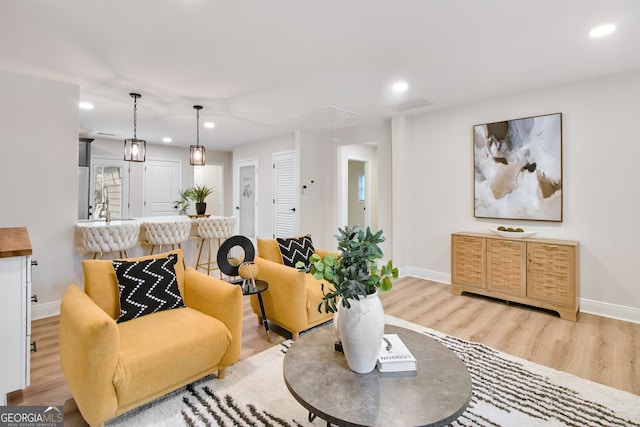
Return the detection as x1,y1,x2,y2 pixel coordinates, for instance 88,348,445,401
91,158,130,219
358,174,366,202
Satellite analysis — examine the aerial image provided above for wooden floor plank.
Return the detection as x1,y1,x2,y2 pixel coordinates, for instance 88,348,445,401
8,277,640,425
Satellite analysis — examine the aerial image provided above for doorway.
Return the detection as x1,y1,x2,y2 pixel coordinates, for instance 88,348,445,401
194,164,224,216
338,143,378,230
235,159,259,238
348,160,368,228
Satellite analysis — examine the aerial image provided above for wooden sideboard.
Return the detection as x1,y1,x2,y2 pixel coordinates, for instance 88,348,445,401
451,232,579,321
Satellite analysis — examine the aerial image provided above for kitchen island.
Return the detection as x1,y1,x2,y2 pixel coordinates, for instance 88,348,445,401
74,215,228,266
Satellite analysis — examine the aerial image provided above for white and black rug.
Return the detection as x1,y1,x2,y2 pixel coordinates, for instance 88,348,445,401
107,316,640,427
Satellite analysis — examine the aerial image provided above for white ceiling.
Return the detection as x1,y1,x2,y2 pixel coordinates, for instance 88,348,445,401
1,0,639,151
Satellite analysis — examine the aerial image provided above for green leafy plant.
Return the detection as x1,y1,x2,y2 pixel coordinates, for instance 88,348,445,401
297,226,399,313
173,188,191,213
187,184,213,203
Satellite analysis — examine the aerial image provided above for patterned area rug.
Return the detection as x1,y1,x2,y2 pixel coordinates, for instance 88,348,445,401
107,316,640,427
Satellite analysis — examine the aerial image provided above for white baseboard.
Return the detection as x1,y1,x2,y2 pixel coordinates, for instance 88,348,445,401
580,298,640,324
400,267,640,325
399,266,451,284
32,301,60,320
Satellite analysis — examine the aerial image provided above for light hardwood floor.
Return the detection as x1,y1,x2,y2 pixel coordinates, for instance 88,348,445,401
8,277,640,425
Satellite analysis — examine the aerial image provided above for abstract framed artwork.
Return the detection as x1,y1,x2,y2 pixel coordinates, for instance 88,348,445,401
473,113,563,222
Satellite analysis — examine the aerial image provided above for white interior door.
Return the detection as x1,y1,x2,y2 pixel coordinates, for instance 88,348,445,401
143,159,182,216
273,151,298,238
235,159,258,237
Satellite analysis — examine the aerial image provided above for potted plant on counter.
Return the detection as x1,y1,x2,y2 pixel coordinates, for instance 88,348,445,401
187,184,214,215
297,226,398,373
173,188,191,215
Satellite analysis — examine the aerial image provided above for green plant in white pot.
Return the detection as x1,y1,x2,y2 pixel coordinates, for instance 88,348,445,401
298,226,398,373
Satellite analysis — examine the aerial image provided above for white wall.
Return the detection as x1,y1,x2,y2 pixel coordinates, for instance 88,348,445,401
231,124,394,254
91,138,233,216
392,70,640,321
0,70,78,316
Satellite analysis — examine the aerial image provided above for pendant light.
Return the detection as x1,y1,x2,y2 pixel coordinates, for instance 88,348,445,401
123,93,146,162
190,105,206,166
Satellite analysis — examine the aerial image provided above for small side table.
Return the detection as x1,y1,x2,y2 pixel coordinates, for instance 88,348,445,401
232,279,271,342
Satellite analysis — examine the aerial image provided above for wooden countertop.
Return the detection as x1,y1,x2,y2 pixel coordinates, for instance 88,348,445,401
0,227,32,258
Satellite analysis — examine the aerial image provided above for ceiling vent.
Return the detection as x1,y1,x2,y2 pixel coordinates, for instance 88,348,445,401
270,105,362,130
385,97,434,112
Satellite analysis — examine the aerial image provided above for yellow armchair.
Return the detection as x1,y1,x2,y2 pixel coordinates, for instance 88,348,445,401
59,250,243,426
249,238,334,340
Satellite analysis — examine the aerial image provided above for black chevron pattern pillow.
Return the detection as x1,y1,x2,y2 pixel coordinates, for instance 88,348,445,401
277,235,315,269
112,253,185,323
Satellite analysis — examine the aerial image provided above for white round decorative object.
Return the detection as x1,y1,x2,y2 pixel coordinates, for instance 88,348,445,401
337,291,385,374
489,228,538,239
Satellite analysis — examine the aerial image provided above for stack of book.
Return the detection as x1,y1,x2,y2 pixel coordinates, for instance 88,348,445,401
376,333,417,372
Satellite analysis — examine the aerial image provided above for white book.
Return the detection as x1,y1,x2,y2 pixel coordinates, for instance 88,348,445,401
376,333,417,372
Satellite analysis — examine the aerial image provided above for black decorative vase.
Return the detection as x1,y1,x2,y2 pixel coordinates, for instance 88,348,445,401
195,202,206,215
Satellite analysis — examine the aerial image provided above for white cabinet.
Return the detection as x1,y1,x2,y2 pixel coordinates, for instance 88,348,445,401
0,227,32,405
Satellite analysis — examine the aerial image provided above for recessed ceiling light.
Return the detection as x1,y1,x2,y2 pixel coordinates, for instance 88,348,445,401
392,81,409,92
204,122,215,129
78,102,94,110
162,137,172,143
589,24,616,38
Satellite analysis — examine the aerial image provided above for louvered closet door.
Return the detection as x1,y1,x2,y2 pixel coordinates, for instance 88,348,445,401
273,151,297,238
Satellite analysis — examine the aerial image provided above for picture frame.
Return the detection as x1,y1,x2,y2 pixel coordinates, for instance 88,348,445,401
473,113,562,222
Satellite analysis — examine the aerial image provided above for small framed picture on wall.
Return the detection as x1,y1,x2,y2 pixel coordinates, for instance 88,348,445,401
473,112,562,222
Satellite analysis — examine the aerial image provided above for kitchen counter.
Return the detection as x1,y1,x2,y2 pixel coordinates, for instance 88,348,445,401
0,227,32,258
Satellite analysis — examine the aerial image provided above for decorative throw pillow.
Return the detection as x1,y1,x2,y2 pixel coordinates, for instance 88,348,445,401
277,235,315,269
112,253,185,323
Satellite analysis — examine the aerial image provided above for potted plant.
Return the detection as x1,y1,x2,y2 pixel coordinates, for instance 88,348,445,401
173,188,191,215
298,226,398,373
187,184,213,215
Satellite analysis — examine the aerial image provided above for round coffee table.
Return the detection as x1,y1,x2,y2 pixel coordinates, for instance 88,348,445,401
283,324,472,426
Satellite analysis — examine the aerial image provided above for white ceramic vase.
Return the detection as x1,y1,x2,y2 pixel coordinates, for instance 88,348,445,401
336,291,385,374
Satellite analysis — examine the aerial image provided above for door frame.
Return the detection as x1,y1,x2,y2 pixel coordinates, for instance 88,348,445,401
337,148,371,229
234,158,259,238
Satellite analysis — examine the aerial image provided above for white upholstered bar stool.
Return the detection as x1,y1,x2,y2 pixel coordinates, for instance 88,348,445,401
78,221,140,259
143,219,192,255
195,216,237,277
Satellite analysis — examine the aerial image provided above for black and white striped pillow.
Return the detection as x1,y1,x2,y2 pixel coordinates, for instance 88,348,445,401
277,235,315,269
112,253,185,323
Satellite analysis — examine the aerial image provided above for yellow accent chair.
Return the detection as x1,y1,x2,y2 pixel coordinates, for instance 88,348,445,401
250,238,334,340
59,250,243,426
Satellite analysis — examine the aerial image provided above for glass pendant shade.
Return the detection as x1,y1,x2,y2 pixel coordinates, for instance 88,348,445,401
124,92,146,162
190,144,205,166
190,105,206,166
124,138,146,162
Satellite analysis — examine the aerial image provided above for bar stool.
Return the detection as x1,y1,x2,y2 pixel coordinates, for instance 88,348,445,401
79,221,140,259
195,216,237,277
144,219,192,255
